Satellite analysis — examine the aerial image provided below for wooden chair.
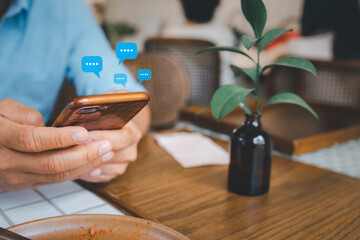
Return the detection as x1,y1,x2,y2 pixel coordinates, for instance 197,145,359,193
145,37,220,106
125,53,190,129
266,59,360,107
50,54,189,129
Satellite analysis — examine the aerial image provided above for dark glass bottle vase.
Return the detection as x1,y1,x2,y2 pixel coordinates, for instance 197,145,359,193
228,114,272,196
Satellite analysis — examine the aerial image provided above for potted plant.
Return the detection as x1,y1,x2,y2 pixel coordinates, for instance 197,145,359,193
197,0,318,196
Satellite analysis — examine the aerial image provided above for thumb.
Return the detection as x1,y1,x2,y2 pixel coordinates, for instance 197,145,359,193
0,98,45,126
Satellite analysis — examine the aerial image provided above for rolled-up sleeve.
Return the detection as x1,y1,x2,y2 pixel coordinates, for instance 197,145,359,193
64,0,145,96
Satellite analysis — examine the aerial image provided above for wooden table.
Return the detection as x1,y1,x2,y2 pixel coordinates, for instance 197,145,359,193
81,131,360,239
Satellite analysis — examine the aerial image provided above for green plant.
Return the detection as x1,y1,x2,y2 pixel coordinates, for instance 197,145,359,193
196,0,318,120
106,22,136,40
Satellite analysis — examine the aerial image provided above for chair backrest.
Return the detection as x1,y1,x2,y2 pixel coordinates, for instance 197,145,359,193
49,54,189,129
145,37,220,106
125,53,190,129
266,59,360,107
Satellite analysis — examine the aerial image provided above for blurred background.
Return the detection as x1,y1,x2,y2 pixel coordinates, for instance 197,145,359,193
73,0,360,133
91,0,321,54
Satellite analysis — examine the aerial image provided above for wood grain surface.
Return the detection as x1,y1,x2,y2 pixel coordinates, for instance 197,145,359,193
180,104,360,155
84,131,360,240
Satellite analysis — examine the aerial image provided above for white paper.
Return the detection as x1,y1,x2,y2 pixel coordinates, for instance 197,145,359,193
154,132,229,168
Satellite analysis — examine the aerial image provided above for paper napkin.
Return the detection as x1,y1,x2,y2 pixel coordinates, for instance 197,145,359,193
154,132,229,168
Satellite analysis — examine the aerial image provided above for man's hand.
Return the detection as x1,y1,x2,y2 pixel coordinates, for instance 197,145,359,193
79,121,142,182
79,90,151,183
0,99,114,191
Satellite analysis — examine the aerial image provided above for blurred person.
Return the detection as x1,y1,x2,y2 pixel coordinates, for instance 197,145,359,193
302,0,360,59
0,0,150,191
163,0,236,85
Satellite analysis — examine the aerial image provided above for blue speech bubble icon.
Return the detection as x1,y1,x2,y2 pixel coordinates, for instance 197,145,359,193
116,42,137,64
114,73,127,87
81,56,103,78
138,69,151,83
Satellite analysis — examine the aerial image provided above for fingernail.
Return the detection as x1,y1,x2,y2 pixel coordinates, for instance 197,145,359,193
73,130,88,143
99,141,112,155
89,168,101,177
102,151,114,162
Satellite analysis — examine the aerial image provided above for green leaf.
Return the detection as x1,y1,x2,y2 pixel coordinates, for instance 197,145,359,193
241,0,267,38
242,35,257,50
263,56,316,75
230,64,259,84
261,93,319,119
210,84,253,120
258,28,290,52
239,102,252,114
196,46,255,62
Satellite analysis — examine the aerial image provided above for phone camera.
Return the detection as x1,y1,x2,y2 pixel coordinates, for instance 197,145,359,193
78,106,99,114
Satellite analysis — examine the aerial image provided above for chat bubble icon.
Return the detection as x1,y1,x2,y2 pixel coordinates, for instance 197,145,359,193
114,73,127,87
138,69,151,83
116,42,137,64
81,56,103,78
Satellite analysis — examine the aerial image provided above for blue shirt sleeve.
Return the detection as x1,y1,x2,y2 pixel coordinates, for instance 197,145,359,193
64,0,145,95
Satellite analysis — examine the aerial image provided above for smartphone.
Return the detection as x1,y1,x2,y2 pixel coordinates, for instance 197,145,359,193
52,92,149,131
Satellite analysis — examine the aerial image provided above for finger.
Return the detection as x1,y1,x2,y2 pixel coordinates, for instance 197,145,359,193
0,117,90,152
107,144,138,164
0,170,47,191
31,152,115,184
79,162,129,183
80,172,117,183
99,163,129,176
0,98,45,126
12,140,113,174
88,122,141,151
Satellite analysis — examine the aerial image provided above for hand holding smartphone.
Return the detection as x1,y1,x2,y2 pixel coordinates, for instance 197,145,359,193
52,92,149,131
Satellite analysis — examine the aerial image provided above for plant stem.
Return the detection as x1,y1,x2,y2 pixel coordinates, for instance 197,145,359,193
255,49,260,114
